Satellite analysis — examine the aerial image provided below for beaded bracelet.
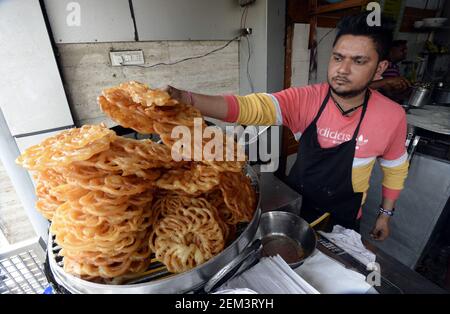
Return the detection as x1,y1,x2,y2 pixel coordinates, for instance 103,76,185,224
379,206,395,217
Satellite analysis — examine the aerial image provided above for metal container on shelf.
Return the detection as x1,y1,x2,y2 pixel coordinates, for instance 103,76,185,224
48,166,262,294
432,82,450,105
408,83,433,108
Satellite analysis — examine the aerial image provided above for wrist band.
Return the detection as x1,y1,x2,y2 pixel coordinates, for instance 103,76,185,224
379,206,395,217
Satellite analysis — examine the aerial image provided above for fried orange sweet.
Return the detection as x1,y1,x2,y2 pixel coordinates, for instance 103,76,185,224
16,125,116,171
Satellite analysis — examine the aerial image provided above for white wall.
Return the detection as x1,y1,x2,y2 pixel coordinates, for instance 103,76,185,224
239,0,268,94
267,0,287,93
239,0,286,94
43,0,285,96
291,24,310,87
44,0,242,43
291,24,336,86
43,0,135,43
132,0,242,40
0,0,74,136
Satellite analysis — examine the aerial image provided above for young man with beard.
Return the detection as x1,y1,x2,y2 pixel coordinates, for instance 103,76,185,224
167,13,409,241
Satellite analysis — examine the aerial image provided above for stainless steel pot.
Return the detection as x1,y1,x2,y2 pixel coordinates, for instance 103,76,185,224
48,165,262,294
432,86,450,105
204,211,318,293
256,211,317,268
408,85,432,108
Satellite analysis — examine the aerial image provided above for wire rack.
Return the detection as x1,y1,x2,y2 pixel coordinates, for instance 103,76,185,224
0,237,48,294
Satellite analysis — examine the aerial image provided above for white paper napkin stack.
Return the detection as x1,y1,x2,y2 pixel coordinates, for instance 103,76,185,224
217,255,320,294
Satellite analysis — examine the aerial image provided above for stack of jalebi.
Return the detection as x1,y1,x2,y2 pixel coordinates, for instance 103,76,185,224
15,81,258,282
15,125,164,281
98,81,258,274
99,81,245,173
149,194,226,273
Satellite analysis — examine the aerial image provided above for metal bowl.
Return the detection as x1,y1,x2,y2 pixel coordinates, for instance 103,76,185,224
255,211,317,268
48,165,261,294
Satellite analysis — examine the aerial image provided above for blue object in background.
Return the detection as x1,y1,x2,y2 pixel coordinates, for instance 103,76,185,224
43,286,53,294
325,0,344,3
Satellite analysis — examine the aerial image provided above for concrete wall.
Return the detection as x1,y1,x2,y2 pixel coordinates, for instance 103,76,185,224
44,0,242,43
267,0,287,93
132,0,242,41
51,0,287,125
0,0,74,136
239,0,268,94
291,24,336,86
56,40,239,127
239,0,286,94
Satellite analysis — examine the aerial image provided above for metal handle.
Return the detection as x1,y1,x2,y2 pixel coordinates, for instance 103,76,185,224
203,239,262,293
407,135,421,163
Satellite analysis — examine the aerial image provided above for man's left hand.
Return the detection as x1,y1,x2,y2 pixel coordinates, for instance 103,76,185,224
370,214,390,241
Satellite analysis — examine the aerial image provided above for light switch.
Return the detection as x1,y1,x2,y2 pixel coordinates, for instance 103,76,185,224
109,50,145,66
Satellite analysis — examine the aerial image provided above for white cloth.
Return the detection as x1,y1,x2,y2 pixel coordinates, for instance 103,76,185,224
294,250,374,294
319,225,376,267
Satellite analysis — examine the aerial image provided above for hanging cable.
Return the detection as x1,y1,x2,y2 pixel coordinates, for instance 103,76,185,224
241,5,254,93
245,36,255,93
316,28,335,48
123,36,240,68
122,7,252,69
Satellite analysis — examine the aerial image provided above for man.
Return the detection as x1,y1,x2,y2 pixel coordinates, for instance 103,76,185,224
370,40,411,103
167,13,409,241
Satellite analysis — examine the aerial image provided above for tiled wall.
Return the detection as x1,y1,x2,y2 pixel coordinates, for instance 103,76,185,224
56,41,240,127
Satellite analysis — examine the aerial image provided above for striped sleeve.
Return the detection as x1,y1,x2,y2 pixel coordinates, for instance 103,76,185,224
223,93,280,125
223,85,321,133
379,113,409,201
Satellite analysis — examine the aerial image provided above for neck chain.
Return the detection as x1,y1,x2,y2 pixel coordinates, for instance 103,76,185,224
330,90,370,116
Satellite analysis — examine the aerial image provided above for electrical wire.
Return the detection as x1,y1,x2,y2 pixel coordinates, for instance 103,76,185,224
309,27,336,82
316,28,335,48
121,6,252,70
241,5,254,93
241,6,249,29
123,36,241,68
245,36,255,93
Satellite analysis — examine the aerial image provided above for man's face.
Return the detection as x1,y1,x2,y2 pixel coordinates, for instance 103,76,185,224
390,44,407,63
327,35,387,98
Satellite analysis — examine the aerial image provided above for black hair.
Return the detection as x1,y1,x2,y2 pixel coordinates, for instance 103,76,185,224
332,12,394,61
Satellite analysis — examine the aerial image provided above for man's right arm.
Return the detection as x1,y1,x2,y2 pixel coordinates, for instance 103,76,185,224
168,86,229,120
168,84,320,134
168,86,281,126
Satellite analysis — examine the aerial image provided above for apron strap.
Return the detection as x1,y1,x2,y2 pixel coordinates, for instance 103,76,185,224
351,89,371,141
311,89,332,125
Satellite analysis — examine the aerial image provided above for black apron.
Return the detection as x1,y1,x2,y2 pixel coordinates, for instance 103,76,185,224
286,88,370,231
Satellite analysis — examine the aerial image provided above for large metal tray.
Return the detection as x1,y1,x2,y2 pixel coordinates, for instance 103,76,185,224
48,166,261,294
